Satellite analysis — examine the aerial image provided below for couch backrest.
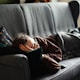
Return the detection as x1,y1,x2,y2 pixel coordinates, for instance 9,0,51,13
48,1,79,33
0,4,26,38
21,1,79,38
69,1,79,28
21,3,56,38
0,1,79,38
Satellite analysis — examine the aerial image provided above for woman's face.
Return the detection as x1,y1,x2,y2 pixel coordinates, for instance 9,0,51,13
19,35,40,52
25,36,40,50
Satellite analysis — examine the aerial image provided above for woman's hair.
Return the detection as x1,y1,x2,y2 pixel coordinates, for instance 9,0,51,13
12,33,29,48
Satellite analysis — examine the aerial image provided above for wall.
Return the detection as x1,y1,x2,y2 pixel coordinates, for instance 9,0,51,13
0,0,19,3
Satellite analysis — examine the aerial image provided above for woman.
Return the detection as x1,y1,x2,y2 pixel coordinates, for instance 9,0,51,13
12,33,62,77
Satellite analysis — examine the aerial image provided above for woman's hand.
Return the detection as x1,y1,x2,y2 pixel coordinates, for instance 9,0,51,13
19,43,40,52
19,44,34,52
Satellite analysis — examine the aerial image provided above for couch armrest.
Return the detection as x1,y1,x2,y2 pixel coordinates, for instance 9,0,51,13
69,1,79,27
0,54,31,80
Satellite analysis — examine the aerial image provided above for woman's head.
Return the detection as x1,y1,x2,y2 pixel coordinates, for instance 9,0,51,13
13,33,40,52
12,33,28,48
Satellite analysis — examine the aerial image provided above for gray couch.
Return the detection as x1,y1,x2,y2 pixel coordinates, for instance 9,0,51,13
0,1,80,80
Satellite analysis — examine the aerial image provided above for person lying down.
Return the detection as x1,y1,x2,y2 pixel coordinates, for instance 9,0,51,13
12,33,62,77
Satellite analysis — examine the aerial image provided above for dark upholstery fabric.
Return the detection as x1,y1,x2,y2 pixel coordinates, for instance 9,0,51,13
69,1,79,27
0,54,31,80
56,31,80,52
0,46,45,78
56,28,80,59
35,57,80,80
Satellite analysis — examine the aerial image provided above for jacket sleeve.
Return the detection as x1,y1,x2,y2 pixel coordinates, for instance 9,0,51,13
35,36,62,62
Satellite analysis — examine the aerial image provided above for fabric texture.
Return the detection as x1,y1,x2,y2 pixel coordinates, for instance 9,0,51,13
0,26,13,47
35,35,62,72
0,46,43,78
56,28,80,59
21,3,56,38
69,1,79,27
48,2,75,32
0,4,26,38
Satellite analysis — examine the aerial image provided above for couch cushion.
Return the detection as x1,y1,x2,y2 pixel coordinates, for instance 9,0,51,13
34,57,80,80
48,1,77,32
0,54,31,80
21,3,56,38
0,4,26,38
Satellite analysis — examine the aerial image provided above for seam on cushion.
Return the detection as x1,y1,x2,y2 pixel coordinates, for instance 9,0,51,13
19,57,31,80
50,62,80,80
